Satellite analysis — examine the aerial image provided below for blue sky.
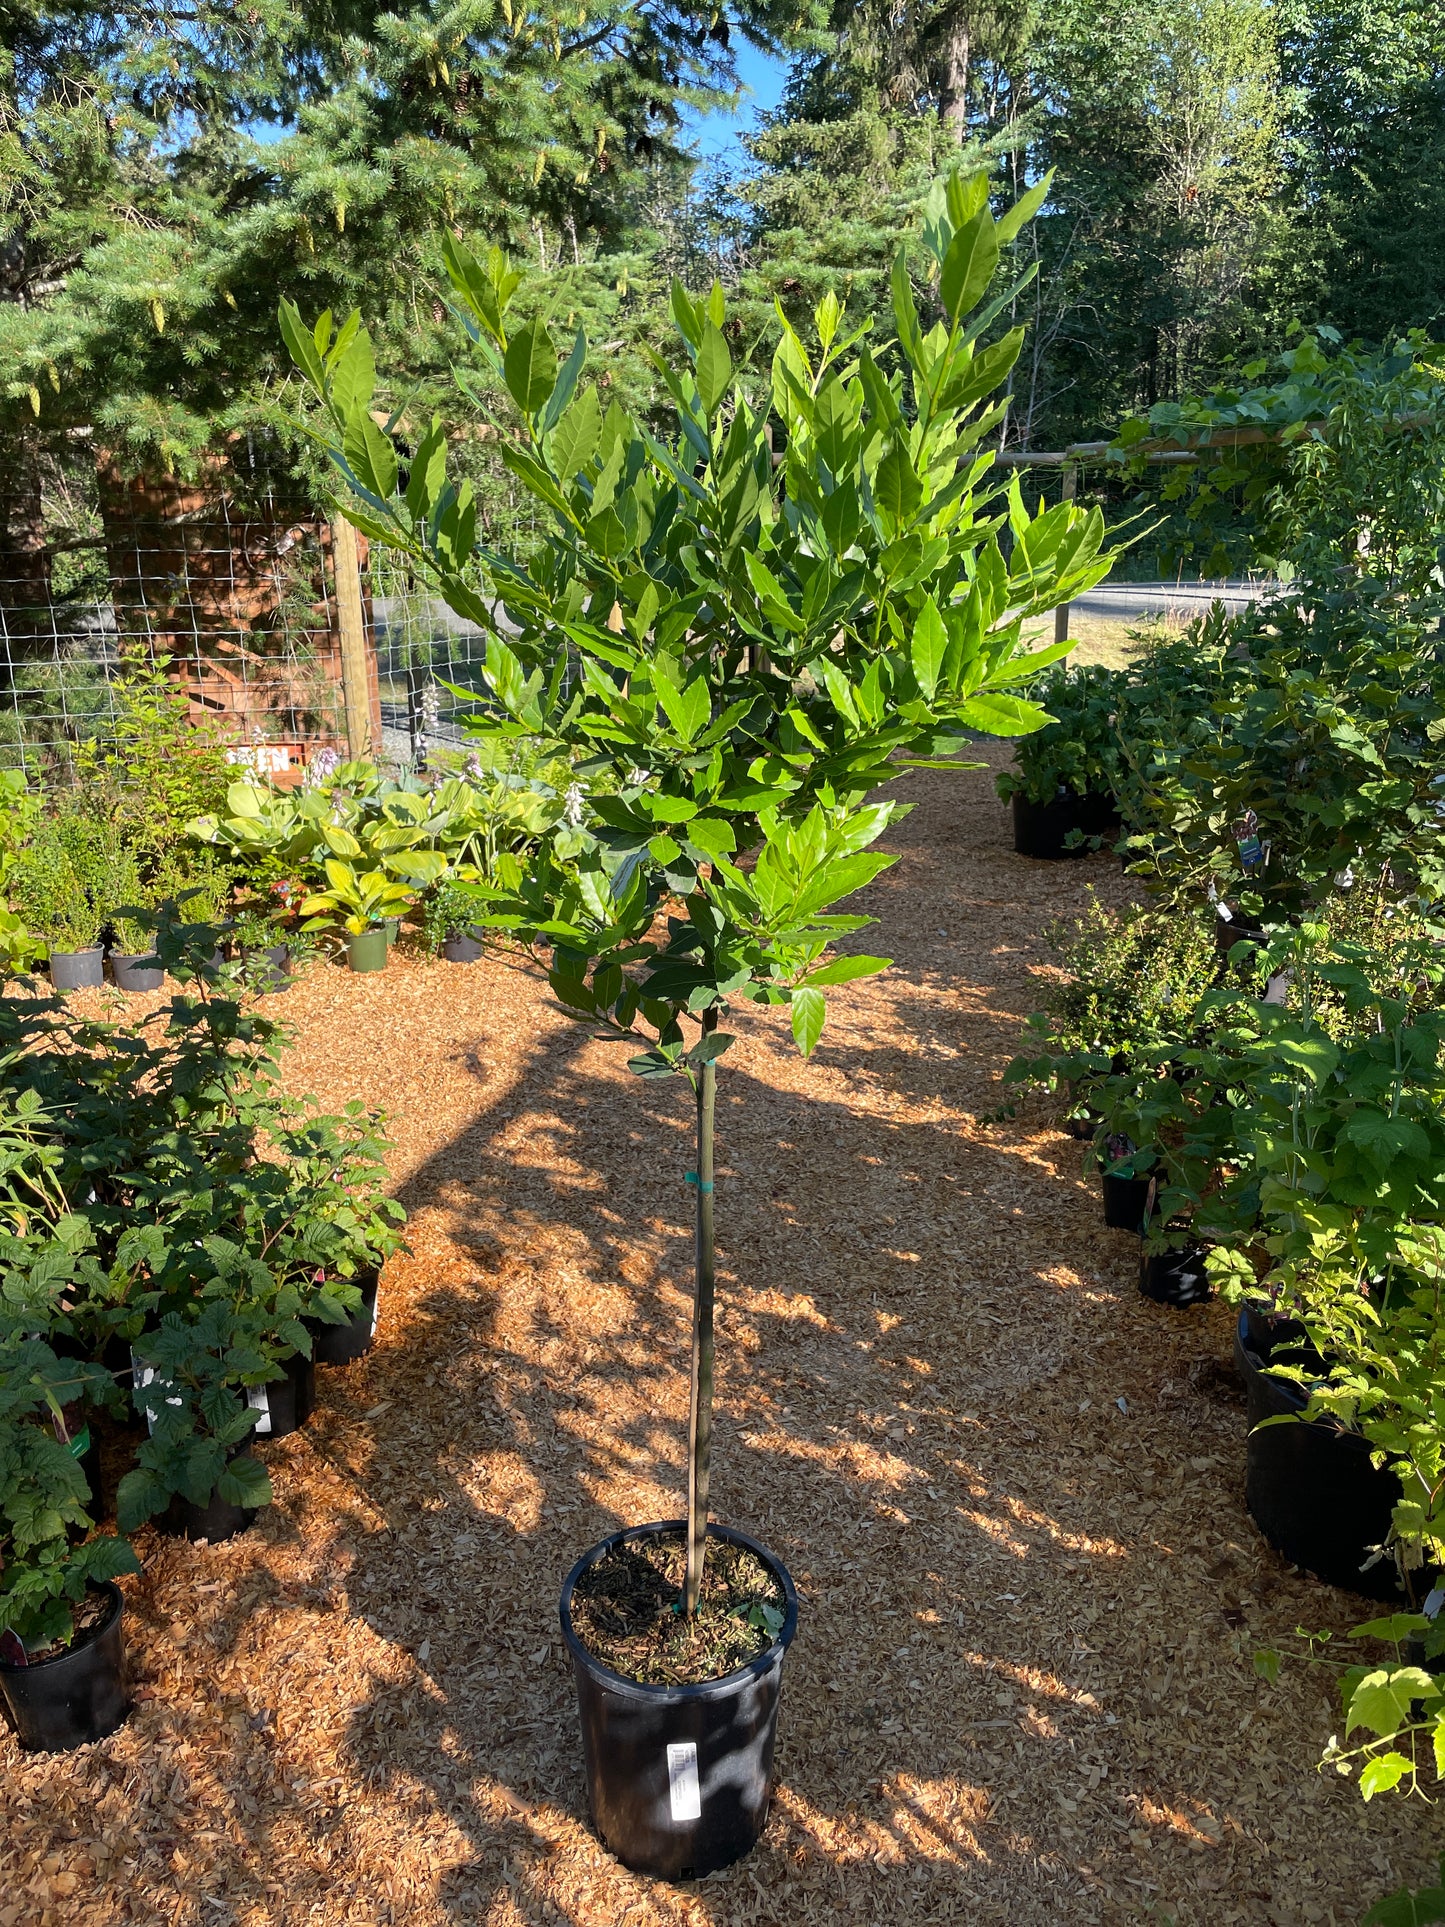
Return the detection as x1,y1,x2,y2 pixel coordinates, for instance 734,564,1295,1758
680,42,790,161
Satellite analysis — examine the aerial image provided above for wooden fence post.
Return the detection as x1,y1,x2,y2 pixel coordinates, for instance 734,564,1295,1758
1054,464,1078,647
331,515,374,760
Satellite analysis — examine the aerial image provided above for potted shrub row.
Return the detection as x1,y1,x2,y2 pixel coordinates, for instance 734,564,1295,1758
0,909,406,1751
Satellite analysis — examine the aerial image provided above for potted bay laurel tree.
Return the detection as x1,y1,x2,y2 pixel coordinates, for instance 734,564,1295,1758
280,164,1115,1876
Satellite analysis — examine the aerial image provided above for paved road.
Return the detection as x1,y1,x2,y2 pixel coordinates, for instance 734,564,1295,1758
1071,577,1282,623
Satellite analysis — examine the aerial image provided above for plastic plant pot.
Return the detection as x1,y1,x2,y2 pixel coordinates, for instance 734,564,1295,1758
559,1520,799,1880
307,1272,380,1366
0,1583,129,1751
382,917,401,948
243,943,292,994
1101,1170,1154,1232
1139,1244,1211,1309
347,928,389,973
246,1352,316,1440
110,953,164,993
441,932,483,964
49,948,104,992
157,1453,263,1542
1234,1311,1404,1601
1011,788,1116,861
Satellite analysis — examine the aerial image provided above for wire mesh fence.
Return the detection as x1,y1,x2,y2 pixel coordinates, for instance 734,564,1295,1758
0,444,350,789
367,556,492,769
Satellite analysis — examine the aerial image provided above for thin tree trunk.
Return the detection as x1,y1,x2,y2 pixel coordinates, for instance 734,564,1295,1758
937,7,971,145
683,1006,718,1614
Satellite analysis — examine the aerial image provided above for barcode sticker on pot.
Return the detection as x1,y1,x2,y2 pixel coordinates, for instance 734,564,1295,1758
666,1742,701,1822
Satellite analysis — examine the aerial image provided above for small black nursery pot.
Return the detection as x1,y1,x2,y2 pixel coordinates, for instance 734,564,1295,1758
441,932,483,964
1139,1244,1211,1309
307,1272,380,1366
247,1352,316,1440
1102,1169,1155,1233
0,1583,129,1751
158,1453,264,1543
1234,1311,1404,1601
559,1521,799,1881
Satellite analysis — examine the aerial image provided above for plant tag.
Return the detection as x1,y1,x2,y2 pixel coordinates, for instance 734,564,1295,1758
247,1386,272,1436
666,1742,701,1822
368,1289,380,1338
133,1359,183,1436
66,1425,91,1461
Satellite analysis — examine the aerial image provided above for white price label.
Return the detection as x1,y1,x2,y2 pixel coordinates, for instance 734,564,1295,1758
666,1742,701,1823
247,1386,272,1436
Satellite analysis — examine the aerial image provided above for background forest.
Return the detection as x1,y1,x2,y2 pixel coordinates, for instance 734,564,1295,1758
2,0,1443,525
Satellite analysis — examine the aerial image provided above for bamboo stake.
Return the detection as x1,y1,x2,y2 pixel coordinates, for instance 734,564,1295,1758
683,1007,718,1615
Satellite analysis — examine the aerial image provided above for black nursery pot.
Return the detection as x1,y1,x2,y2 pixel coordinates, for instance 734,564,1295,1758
248,1351,316,1440
1101,1169,1154,1233
559,1521,799,1881
1234,1311,1404,1600
1139,1244,1212,1309
158,1453,263,1542
110,953,164,994
1011,788,1117,861
307,1272,380,1366
0,1583,129,1751
441,931,484,964
49,947,104,992
245,943,292,994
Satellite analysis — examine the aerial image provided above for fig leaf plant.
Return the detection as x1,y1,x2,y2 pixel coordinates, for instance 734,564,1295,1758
281,165,1118,1613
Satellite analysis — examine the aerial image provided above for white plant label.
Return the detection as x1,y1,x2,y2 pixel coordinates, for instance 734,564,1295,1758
132,1359,183,1437
666,1742,701,1823
368,1289,379,1338
247,1386,272,1435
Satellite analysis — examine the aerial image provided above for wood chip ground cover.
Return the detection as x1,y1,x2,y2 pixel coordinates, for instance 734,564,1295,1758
2,748,1435,1925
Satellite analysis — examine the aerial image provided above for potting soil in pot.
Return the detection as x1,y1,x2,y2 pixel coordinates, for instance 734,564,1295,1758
13,1586,112,1667
568,1528,785,1686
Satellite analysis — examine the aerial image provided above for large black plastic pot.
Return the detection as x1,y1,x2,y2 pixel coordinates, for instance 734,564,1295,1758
157,1453,263,1542
1102,1169,1155,1232
1215,910,1267,960
110,952,164,993
49,947,104,992
1234,1311,1405,1600
247,1352,315,1439
1011,789,1117,861
0,1583,129,1750
307,1272,380,1366
441,932,483,964
559,1521,799,1880
1140,1244,1211,1309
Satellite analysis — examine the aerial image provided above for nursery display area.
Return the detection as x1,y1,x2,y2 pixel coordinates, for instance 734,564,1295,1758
6,171,1445,1926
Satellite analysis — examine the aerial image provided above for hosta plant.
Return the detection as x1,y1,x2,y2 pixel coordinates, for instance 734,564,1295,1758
282,164,1118,1609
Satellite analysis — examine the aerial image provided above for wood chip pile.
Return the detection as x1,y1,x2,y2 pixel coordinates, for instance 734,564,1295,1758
2,747,1434,1925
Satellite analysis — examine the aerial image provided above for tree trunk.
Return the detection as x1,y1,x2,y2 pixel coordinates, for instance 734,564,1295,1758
683,1007,719,1615
937,7,971,145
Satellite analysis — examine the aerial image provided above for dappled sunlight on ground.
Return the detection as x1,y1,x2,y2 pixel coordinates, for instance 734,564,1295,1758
1,747,1432,1924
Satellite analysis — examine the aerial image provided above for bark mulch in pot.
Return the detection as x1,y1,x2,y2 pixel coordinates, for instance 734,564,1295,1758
569,1530,784,1685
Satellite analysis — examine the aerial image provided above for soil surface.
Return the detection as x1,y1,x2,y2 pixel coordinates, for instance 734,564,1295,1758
5,1587,112,1668
2,745,1441,1924
568,1530,785,1685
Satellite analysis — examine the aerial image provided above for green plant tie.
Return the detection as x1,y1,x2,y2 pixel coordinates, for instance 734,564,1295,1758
684,1170,714,1194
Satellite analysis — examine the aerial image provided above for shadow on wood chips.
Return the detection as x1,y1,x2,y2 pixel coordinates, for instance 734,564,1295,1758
1,746,1434,1926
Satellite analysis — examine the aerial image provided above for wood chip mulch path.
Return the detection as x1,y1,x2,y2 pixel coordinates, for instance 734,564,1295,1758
4,746,1436,1925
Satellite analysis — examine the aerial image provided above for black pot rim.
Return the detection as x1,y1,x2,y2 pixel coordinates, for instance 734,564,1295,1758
0,1581,122,1676
559,1519,799,1706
